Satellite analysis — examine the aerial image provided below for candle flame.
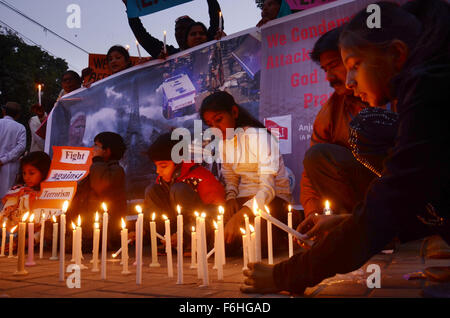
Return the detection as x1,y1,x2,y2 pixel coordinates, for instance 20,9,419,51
2,222,5,228
201,212,206,218
288,204,292,212
101,202,107,213
152,212,155,221
219,11,222,17
194,211,199,217
213,220,218,229
249,224,255,233
325,200,330,209
11,225,17,233
217,215,222,221
71,222,76,230
42,212,46,220
126,44,130,50
162,214,168,221
135,205,142,214
218,206,224,214
164,30,166,36
192,226,195,232
77,215,81,227
52,215,57,223
264,205,271,215
29,213,35,222
252,198,258,216
22,211,30,222
244,213,248,218
135,39,139,45
38,84,41,90
112,253,117,258
177,205,181,215
240,228,246,235
62,200,69,213
121,218,126,230
95,211,99,222
95,223,99,229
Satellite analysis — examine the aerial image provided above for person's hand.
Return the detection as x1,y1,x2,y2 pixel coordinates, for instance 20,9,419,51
241,262,281,294
157,49,169,60
296,213,351,244
214,30,227,40
225,198,239,216
223,206,251,244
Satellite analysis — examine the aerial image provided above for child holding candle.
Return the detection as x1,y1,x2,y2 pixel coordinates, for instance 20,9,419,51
200,91,299,255
144,132,226,249
67,132,126,250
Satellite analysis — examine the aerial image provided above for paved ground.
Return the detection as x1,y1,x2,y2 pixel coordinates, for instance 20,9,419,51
0,239,448,298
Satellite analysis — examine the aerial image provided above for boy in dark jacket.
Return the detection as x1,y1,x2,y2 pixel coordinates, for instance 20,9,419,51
145,132,225,243
67,132,127,251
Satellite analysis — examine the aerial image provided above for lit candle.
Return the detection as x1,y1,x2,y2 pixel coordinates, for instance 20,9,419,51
176,205,183,284
288,204,293,258
162,214,173,278
14,212,29,275
101,202,108,280
38,84,41,105
244,213,250,243
149,212,160,267
252,199,261,262
49,215,58,260
240,228,248,270
8,225,17,258
121,218,130,275
59,201,68,281
91,212,100,270
75,215,84,268
0,222,6,257
264,206,273,264
218,206,226,265
190,226,197,269
25,213,36,266
136,205,143,284
199,212,209,286
125,44,130,51
213,221,223,281
135,39,142,59
324,200,332,215
218,11,223,32
39,212,46,259
163,31,167,54
195,211,201,279
248,224,256,263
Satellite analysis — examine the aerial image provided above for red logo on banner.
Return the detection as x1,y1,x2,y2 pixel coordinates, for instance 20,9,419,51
265,119,288,140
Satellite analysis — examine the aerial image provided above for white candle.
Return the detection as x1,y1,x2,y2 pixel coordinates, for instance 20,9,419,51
38,84,41,105
136,205,143,284
149,213,160,267
176,205,183,284
218,11,223,32
163,31,167,54
121,218,130,275
71,222,76,263
265,206,273,265
195,212,201,279
162,214,173,278
75,215,83,268
248,224,256,263
213,221,223,281
288,205,293,258
15,212,29,275
50,216,58,260
240,228,248,270
1,222,6,257
244,214,250,245
26,213,36,266
218,206,226,265
324,200,332,215
91,212,99,265
8,225,17,258
135,40,142,59
190,226,197,269
199,212,209,286
101,202,108,280
59,201,68,282
39,212,46,259
252,199,261,262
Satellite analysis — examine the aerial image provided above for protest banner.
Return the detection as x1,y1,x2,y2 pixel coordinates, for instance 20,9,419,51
126,0,193,18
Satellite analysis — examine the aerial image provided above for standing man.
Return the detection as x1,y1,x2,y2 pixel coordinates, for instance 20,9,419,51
0,102,27,204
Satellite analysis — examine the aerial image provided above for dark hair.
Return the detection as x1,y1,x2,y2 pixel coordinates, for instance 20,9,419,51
4,101,21,118
81,67,93,79
17,151,51,188
310,26,343,64
200,91,265,129
184,22,208,48
94,132,126,160
106,45,132,69
146,132,181,162
63,70,82,85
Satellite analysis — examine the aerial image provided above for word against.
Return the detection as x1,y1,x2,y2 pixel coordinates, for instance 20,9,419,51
366,264,381,288
366,4,381,29
66,264,81,288
66,4,81,29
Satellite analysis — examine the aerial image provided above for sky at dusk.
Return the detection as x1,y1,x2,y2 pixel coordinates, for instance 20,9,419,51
0,0,263,73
